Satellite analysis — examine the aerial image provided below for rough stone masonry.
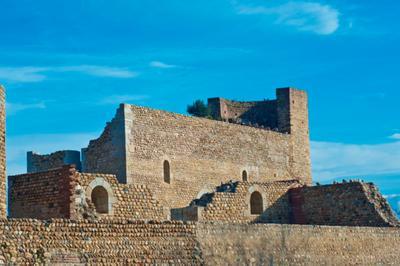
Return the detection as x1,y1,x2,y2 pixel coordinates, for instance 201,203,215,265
2,85,400,264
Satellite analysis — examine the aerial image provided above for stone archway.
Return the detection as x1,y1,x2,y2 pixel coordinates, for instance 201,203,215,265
91,186,109,213
86,178,116,215
250,191,263,214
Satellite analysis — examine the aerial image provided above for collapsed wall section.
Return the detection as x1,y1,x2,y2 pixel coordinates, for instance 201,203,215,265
27,150,82,173
82,104,127,183
173,180,300,223
207,98,278,128
290,182,400,227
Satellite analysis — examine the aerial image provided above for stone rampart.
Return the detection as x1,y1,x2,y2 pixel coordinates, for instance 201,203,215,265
0,220,399,264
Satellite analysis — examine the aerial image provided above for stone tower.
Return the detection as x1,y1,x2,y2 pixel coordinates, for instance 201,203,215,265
277,88,311,184
0,85,6,217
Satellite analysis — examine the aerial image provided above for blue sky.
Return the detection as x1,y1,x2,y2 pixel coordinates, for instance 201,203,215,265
1,0,400,211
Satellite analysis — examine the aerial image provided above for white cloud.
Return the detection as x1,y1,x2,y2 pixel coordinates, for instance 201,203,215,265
58,65,139,78
311,140,400,181
0,65,138,83
6,132,97,175
98,94,150,105
149,61,177,69
6,102,46,115
389,133,400,140
237,2,340,35
0,67,48,83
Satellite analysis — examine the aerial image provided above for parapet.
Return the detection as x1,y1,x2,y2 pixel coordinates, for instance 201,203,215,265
27,150,82,173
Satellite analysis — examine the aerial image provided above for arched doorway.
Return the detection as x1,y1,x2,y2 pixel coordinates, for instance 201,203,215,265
250,191,263,215
91,186,109,214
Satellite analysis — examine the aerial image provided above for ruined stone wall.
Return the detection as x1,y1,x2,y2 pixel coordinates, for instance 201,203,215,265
8,166,166,221
75,172,167,220
195,181,300,223
82,105,127,183
207,98,278,128
8,166,73,219
82,88,311,210
197,222,400,265
27,150,82,173
290,182,400,227
0,219,200,264
0,86,6,218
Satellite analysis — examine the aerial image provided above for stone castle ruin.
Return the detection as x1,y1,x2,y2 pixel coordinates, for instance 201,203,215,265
1,85,400,264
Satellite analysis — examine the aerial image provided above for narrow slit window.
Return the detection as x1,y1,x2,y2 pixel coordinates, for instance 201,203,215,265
242,170,248,182
164,160,171,184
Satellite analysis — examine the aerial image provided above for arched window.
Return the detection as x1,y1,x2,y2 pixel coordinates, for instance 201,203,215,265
163,160,171,184
242,170,248,182
91,186,109,214
250,191,263,215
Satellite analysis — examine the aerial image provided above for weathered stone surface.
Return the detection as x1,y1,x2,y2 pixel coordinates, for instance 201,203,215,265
197,222,400,265
9,165,167,221
83,88,311,212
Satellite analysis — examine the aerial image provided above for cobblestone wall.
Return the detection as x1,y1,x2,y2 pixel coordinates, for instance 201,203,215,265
0,86,6,218
290,182,400,227
0,220,399,264
9,166,167,221
197,222,400,265
0,219,201,264
181,180,301,223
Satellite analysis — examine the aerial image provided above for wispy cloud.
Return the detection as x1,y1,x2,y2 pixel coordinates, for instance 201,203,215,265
0,67,48,83
389,133,400,140
58,65,139,78
149,61,177,69
237,2,340,35
311,140,400,181
98,94,150,105
0,65,139,83
7,132,97,175
6,102,46,115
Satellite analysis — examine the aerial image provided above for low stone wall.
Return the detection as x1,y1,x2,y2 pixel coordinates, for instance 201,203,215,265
0,219,201,264
197,222,400,265
0,219,399,265
290,182,400,226
8,166,73,219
